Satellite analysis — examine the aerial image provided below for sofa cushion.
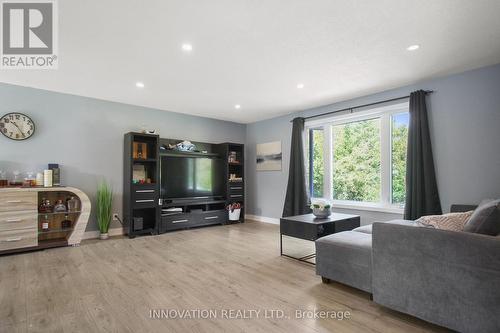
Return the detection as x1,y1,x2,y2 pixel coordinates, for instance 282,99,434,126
464,199,500,236
352,219,416,234
316,231,372,292
416,211,474,232
352,224,373,234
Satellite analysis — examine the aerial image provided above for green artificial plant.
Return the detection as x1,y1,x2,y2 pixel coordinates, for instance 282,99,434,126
96,181,113,234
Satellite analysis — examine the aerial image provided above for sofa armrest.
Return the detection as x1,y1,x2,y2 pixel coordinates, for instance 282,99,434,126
372,223,500,333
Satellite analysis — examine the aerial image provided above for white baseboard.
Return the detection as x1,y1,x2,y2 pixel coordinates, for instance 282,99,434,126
246,214,280,225
83,227,124,240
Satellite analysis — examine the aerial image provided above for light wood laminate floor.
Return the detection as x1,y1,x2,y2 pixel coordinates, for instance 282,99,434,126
0,220,449,333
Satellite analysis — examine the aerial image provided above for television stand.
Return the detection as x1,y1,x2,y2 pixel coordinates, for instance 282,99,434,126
159,198,228,232
123,134,244,236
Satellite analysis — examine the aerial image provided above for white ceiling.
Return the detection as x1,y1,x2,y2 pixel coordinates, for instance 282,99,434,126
1,0,500,124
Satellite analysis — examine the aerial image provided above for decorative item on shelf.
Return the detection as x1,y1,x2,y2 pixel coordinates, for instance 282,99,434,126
227,202,242,221
61,215,72,229
53,199,67,213
43,169,53,187
49,163,60,186
9,170,23,186
132,164,146,184
132,142,148,159
229,173,243,182
311,199,332,219
169,140,196,152
39,198,54,213
35,172,44,186
41,215,50,231
66,196,80,212
228,151,238,163
24,171,36,187
0,170,8,187
96,181,113,240
142,129,157,135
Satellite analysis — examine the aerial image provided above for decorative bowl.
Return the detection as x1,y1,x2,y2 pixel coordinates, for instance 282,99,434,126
313,207,331,219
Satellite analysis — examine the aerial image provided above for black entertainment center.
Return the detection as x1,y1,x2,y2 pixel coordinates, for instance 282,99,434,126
123,132,244,237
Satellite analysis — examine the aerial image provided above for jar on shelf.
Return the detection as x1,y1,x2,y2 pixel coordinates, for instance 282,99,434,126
0,170,7,187
24,171,36,187
10,170,23,186
66,196,80,212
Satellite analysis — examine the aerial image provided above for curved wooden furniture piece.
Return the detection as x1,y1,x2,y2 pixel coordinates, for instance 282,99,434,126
0,186,91,254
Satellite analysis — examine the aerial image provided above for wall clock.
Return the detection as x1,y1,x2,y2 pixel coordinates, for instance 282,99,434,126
0,112,35,141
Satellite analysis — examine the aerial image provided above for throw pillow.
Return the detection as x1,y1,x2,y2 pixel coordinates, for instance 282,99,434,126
416,211,474,232
463,199,500,236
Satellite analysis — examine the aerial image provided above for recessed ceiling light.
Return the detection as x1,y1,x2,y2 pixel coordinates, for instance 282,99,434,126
234,104,241,110
406,44,420,51
135,82,145,88
182,43,193,52
297,83,305,89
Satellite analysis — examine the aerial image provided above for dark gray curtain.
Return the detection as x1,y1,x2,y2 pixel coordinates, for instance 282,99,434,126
282,117,312,217
404,90,442,220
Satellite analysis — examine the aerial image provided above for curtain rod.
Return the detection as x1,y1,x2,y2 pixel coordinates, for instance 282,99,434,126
294,90,434,122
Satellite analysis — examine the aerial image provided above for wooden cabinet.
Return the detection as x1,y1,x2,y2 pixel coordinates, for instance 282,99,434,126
0,191,37,212
0,187,90,254
0,191,38,252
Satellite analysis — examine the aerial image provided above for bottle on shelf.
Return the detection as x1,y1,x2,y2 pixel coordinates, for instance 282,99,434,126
41,215,50,231
39,198,54,213
53,199,67,213
61,215,72,229
43,169,53,187
35,172,44,186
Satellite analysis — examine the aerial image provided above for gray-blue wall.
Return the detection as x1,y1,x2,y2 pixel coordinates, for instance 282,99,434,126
246,64,500,225
2,63,500,231
0,84,245,231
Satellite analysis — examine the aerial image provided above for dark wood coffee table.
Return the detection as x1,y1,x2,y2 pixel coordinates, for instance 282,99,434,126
280,213,360,264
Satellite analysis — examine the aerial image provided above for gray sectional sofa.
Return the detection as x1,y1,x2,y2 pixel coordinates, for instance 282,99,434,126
316,205,500,333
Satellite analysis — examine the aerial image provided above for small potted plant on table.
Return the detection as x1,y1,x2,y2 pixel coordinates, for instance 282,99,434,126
310,199,332,218
97,181,113,239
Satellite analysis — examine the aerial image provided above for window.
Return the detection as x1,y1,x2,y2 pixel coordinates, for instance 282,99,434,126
332,118,381,202
308,128,325,197
391,113,409,204
306,102,409,211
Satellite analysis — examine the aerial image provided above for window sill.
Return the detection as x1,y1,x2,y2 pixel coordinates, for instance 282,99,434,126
331,201,404,215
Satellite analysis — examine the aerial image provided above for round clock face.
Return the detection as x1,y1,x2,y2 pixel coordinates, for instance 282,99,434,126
0,112,35,141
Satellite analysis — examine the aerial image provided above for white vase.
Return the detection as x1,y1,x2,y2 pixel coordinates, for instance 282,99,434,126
99,232,109,240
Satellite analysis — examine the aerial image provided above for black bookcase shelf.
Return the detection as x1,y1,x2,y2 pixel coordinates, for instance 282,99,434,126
123,132,160,238
159,150,221,158
221,143,245,223
124,134,244,237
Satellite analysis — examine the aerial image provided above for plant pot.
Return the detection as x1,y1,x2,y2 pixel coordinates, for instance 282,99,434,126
312,207,331,219
99,232,109,240
228,208,241,221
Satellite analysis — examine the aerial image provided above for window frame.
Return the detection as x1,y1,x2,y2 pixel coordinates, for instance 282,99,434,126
305,101,409,214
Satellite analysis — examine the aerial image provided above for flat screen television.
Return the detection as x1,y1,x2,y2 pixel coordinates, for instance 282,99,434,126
161,156,224,201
